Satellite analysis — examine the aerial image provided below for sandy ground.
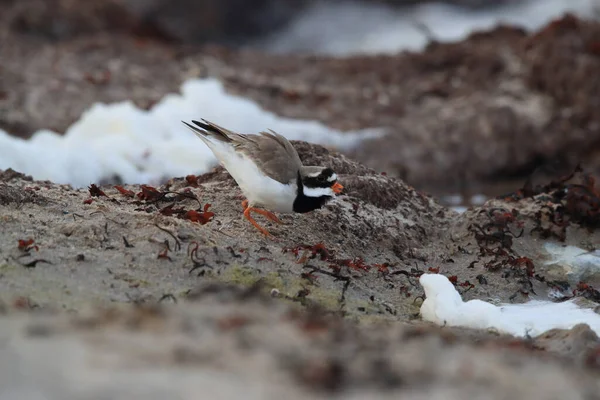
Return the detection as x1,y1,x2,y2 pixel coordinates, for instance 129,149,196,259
0,144,452,319
2,291,600,400
2,143,600,398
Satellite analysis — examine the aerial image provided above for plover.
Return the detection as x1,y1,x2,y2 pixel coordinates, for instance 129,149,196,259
183,119,344,236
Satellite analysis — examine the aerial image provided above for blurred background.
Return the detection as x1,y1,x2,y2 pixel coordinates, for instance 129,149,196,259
1,0,599,205
2,0,596,52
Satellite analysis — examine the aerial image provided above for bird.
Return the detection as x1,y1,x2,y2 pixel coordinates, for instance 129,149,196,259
182,119,344,236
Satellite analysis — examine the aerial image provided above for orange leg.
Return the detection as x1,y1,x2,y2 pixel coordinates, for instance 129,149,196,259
241,200,283,236
243,207,271,236
251,208,283,224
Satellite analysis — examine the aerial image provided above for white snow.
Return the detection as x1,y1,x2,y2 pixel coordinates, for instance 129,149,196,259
261,0,600,56
419,273,600,337
0,78,384,188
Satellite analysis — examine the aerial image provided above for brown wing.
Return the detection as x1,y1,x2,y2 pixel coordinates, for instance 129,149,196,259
184,119,303,184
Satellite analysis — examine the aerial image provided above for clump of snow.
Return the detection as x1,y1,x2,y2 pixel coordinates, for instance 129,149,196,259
0,78,384,188
261,0,600,56
419,273,600,337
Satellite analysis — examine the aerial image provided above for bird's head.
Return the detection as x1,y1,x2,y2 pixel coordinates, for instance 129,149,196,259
298,166,344,198
292,166,343,214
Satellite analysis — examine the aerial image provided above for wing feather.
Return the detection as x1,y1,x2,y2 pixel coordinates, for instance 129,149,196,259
183,119,303,184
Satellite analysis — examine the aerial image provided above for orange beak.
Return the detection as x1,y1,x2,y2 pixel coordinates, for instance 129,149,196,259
331,182,344,194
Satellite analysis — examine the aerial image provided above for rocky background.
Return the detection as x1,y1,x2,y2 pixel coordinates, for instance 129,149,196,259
2,0,600,200
0,0,516,45
2,0,600,398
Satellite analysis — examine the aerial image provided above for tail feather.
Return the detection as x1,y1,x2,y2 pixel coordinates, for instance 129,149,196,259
182,119,233,143
181,121,205,139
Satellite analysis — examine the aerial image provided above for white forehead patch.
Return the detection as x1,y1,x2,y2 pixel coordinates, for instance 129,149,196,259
302,186,335,198
307,171,337,181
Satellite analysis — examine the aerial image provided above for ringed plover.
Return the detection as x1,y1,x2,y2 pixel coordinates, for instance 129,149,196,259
182,119,344,236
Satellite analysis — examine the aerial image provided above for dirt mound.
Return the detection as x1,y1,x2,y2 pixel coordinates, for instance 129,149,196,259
0,145,450,321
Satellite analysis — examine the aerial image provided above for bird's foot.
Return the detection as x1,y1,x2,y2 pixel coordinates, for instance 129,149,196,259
241,200,284,224
251,208,283,224
242,201,282,240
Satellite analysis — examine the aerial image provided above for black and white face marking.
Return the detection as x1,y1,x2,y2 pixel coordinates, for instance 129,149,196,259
301,167,338,196
293,168,337,213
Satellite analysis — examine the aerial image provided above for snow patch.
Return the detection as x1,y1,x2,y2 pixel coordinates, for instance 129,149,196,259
0,78,384,188
419,273,600,337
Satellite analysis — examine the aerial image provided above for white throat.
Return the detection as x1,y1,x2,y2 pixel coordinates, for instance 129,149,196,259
302,185,335,198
